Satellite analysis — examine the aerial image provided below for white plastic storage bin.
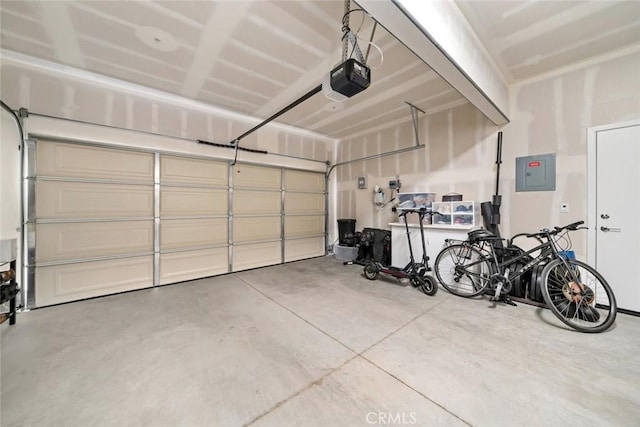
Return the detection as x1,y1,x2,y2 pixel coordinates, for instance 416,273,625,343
396,192,437,211
432,201,475,226
334,244,359,261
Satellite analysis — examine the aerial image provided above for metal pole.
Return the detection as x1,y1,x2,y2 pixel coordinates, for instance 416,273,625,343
495,131,503,196
326,144,425,177
228,84,322,146
342,0,351,62
405,101,425,147
491,131,503,234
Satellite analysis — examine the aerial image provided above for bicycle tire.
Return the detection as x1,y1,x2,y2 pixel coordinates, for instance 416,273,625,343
434,244,492,297
533,264,545,303
512,261,525,298
529,266,539,301
540,258,617,333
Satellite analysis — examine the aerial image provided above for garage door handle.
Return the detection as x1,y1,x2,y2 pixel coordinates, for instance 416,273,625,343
600,226,622,232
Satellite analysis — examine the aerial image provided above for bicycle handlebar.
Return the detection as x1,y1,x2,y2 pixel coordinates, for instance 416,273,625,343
526,220,586,238
554,220,585,232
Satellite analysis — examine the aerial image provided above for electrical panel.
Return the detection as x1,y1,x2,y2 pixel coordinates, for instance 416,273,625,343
516,153,556,192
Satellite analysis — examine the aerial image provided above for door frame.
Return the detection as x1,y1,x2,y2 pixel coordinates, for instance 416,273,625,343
586,118,640,269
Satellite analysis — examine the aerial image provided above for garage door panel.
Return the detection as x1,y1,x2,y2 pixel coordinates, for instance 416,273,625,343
285,215,324,238
285,193,325,214
233,217,280,243
233,164,280,189
36,221,153,262
285,237,325,262
160,218,228,250
284,170,324,192
232,241,281,271
160,248,228,285
161,155,228,186
234,190,280,215
36,181,154,219
160,187,228,217
37,141,154,182
36,256,153,306
32,139,328,307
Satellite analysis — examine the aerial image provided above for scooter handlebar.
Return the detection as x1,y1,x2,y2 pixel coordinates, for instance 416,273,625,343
397,207,429,215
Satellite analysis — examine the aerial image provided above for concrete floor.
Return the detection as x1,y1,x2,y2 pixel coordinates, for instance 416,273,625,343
2,256,639,427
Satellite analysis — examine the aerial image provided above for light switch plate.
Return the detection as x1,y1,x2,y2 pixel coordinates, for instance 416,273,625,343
358,176,367,189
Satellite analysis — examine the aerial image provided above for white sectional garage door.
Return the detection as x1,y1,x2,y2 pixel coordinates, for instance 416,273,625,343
33,141,155,306
159,155,229,285
284,170,326,262
28,139,325,307
232,164,282,271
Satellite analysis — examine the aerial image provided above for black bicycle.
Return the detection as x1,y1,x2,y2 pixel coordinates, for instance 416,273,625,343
434,221,617,333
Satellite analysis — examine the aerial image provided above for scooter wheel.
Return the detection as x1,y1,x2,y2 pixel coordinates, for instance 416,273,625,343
419,275,439,296
364,263,379,280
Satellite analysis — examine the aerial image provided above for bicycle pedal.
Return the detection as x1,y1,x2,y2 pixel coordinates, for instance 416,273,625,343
494,283,503,299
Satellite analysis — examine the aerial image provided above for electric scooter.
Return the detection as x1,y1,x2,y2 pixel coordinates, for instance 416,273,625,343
363,208,438,296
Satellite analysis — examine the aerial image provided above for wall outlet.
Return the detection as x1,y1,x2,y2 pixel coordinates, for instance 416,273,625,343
358,176,367,189
560,202,569,213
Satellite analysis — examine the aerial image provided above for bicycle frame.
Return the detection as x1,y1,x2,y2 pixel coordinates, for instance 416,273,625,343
459,231,577,287
437,220,617,332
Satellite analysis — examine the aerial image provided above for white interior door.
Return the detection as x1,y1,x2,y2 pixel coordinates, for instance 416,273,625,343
595,123,640,312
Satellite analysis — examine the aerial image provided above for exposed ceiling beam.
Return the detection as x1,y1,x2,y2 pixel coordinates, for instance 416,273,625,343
511,23,640,73
37,1,85,68
358,0,509,126
181,2,251,98
495,1,616,52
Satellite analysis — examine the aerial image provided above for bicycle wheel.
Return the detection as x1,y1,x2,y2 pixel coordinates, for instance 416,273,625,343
434,244,492,297
541,258,617,333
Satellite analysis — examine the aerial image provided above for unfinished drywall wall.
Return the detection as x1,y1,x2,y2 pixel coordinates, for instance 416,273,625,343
331,49,640,260
0,62,336,165
333,102,499,236
502,49,640,258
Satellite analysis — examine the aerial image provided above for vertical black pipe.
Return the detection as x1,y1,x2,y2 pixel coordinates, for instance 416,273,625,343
491,131,503,236
494,131,503,197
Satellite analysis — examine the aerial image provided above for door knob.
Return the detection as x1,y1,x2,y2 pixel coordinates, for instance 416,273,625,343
600,214,609,219
600,226,622,232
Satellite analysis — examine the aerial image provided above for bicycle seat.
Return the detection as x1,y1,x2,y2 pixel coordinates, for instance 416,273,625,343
468,229,501,243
